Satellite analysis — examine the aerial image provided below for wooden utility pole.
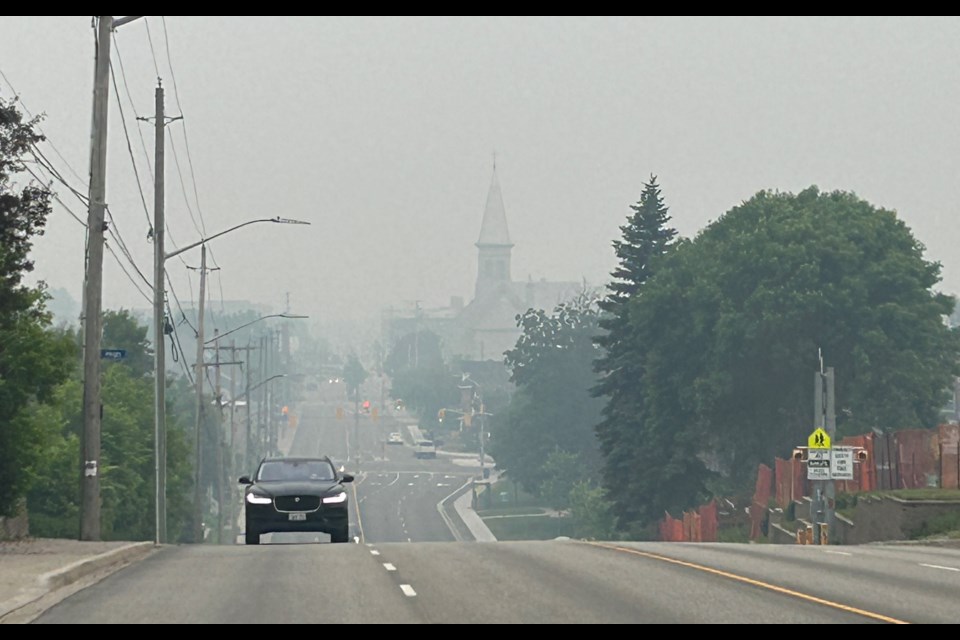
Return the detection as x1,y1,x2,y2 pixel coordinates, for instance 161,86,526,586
80,16,113,541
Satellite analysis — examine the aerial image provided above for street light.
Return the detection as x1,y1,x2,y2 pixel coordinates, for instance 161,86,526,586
204,314,308,346
153,216,309,545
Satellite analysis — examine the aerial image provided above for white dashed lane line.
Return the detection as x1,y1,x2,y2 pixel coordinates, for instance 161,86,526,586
370,550,380,556
383,563,397,572
400,585,417,597
920,563,960,572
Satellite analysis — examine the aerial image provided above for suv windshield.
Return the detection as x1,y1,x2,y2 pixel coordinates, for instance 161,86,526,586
257,460,335,482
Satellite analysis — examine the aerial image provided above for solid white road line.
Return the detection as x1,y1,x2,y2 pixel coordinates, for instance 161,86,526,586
383,563,397,572
400,585,417,597
822,550,852,556
920,563,960,572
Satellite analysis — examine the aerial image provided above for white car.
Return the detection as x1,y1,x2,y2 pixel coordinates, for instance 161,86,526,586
387,433,404,445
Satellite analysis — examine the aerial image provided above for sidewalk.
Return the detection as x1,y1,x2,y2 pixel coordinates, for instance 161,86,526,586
0,538,155,623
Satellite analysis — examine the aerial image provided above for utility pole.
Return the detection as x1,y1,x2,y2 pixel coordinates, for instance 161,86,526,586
227,339,237,543
80,15,113,541
152,82,167,545
245,340,253,471
192,244,208,543
214,329,224,543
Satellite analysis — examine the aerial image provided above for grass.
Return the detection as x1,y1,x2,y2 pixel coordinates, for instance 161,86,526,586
875,488,960,501
483,514,576,541
477,506,548,518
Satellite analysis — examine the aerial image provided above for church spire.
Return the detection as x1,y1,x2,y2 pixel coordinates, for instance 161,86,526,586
476,164,513,248
475,162,514,299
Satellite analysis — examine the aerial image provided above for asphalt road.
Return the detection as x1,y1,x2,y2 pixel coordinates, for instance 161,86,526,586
34,383,960,623
34,539,960,623
252,382,477,545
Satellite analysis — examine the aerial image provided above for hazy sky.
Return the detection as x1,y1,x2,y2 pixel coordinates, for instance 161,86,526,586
3,16,960,345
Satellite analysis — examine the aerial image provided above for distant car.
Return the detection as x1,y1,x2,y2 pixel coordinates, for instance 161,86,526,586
414,440,437,459
239,456,353,545
387,432,404,445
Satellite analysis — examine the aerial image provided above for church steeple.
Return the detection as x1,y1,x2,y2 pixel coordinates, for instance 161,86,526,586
475,165,514,299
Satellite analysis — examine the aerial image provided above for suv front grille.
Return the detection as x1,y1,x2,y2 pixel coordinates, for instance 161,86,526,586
275,495,321,512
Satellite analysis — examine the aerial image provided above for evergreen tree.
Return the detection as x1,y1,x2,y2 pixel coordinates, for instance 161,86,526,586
592,175,677,527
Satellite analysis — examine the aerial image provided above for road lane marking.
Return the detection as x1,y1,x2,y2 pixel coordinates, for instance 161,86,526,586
408,483,415,486
414,475,420,478
383,563,397,572
370,550,380,556
920,563,960,572
400,585,417,597
351,481,365,544
386,473,401,488
437,483,450,487
583,541,909,624
823,550,852,556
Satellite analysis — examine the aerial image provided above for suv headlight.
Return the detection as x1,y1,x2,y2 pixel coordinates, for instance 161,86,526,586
246,493,272,505
322,491,347,505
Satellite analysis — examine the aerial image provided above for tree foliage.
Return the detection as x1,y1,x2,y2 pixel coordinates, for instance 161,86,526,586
0,97,75,516
493,293,604,494
612,186,960,525
592,175,678,527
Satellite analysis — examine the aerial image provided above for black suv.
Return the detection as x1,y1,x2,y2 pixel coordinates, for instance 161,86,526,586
239,457,353,545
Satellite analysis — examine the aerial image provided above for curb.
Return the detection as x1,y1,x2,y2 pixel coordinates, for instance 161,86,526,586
39,541,156,591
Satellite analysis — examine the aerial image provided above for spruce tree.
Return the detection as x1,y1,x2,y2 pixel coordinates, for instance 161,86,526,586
593,175,677,526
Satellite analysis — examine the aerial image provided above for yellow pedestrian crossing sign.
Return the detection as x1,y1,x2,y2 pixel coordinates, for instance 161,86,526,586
808,427,831,450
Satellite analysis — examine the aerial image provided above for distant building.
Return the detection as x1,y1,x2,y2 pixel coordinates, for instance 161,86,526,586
383,166,581,363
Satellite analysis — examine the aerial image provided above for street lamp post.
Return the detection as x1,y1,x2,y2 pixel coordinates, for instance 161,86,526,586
153,216,308,545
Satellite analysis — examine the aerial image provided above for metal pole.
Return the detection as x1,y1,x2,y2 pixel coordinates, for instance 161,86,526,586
825,367,836,542
245,340,253,471
214,329,224,543
193,245,207,543
228,340,237,542
80,15,113,541
153,82,167,545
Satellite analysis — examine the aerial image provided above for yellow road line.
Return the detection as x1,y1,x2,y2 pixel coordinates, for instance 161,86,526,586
582,541,909,625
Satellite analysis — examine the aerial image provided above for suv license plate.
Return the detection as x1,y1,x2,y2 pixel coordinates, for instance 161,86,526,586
288,513,307,522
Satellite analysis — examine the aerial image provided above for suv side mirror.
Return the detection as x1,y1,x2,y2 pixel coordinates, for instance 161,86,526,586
238,476,253,485
340,473,354,484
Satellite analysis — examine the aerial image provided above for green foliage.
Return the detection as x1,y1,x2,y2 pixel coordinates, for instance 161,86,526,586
592,176,680,528
539,449,581,510
568,480,618,540
493,293,604,494
102,309,152,377
0,97,76,516
614,186,960,525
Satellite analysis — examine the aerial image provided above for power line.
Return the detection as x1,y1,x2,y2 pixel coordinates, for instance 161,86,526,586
105,241,153,304
160,17,222,271
143,18,163,82
165,269,198,335
109,54,154,236
112,33,155,181
21,164,87,228
0,66,88,186
161,16,207,237
30,147,88,206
